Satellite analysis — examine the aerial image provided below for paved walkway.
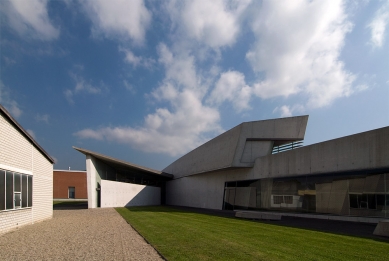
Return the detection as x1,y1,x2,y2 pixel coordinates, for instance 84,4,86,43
0,208,163,260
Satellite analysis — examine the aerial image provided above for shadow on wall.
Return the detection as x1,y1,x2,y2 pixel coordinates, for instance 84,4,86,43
101,180,161,208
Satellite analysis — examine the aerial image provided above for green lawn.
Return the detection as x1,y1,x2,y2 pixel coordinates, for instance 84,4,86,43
53,201,87,205
116,206,388,261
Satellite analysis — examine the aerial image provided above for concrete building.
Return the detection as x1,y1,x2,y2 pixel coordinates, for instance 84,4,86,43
0,105,54,234
53,170,87,201
164,116,389,220
75,115,389,221
73,147,173,208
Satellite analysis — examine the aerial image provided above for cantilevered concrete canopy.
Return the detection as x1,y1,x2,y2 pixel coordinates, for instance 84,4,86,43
163,115,309,178
73,147,173,180
74,147,173,208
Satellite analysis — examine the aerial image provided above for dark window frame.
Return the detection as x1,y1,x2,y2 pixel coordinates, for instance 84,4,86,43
0,168,33,211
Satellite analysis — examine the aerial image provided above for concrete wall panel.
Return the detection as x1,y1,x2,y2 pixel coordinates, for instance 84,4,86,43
166,168,253,210
100,180,160,208
164,116,309,178
254,127,389,179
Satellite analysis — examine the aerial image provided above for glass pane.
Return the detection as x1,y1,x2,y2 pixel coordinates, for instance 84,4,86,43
14,173,21,192
349,194,359,208
6,172,13,209
28,175,32,207
0,170,5,210
359,194,368,209
367,194,376,210
22,175,27,208
223,188,234,210
225,181,236,187
14,193,21,208
68,187,75,198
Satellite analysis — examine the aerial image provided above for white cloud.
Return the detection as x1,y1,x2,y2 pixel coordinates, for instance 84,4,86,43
75,89,221,156
120,48,155,69
65,71,103,104
246,0,355,108
80,0,151,43
123,80,136,94
35,113,49,123
165,0,251,48
26,129,36,140
273,106,292,117
367,1,389,48
0,80,22,119
273,104,305,117
1,0,59,40
75,44,222,156
208,71,251,111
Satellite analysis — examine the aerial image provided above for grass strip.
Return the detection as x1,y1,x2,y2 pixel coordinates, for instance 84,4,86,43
53,201,87,205
116,206,388,261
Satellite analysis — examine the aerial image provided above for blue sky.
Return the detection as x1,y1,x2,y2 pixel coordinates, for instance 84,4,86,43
1,0,388,171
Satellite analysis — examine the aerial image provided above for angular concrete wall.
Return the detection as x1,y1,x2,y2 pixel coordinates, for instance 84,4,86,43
163,116,308,178
163,124,242,178
100,180,160,207
166,168,252,210
166,123,388,212
86,155,100,208
253,126,389,179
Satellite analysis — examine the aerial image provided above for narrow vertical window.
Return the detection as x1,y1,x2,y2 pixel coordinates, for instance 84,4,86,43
6,171,13,209
22,175,27,208
0,170,5,210
28,175,32,207
68,187,75,199
14,173,21,208
14,173,21,192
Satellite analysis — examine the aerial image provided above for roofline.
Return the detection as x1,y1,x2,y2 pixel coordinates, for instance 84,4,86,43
240,115,309,125
54,169,86,172
0,104,55,164
73,146,173,178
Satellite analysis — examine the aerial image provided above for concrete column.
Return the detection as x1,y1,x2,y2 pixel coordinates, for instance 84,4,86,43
86,155,97,208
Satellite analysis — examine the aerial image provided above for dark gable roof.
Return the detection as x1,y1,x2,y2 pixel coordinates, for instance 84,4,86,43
0,104,55,164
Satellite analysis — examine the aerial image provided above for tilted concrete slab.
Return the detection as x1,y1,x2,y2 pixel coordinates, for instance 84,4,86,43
253,126,389,179
163,115,308,178
373,220,389,237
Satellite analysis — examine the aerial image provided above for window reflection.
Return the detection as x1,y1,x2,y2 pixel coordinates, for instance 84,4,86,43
224,173,388,218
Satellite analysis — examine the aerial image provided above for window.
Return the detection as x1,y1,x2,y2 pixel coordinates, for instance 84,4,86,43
349,194,382,210
68,187,75,199
0,169,32,211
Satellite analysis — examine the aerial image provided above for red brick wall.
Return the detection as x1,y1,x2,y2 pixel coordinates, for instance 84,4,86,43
53,170,87,199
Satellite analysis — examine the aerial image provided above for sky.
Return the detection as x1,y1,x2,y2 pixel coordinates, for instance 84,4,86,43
0,0,388,171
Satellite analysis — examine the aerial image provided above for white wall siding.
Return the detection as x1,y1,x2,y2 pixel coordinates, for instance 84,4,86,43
32,149,53,222
0,115,32,172
0,209,33,233
0,113,53,234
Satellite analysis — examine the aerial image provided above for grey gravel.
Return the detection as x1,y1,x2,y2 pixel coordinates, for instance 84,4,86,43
0,208,163,260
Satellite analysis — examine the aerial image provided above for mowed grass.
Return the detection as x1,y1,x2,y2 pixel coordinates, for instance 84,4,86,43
116,206,388,261
53,201,87,205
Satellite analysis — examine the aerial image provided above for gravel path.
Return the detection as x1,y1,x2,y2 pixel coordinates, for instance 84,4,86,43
0,208,163,260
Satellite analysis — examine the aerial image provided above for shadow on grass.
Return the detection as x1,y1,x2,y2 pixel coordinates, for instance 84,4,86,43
121,205,389,243
53,201,88,210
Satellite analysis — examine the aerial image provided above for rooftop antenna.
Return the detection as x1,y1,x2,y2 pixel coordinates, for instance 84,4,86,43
68,167,71,170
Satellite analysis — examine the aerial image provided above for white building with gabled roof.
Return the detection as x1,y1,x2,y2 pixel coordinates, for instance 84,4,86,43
0,104,54,235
